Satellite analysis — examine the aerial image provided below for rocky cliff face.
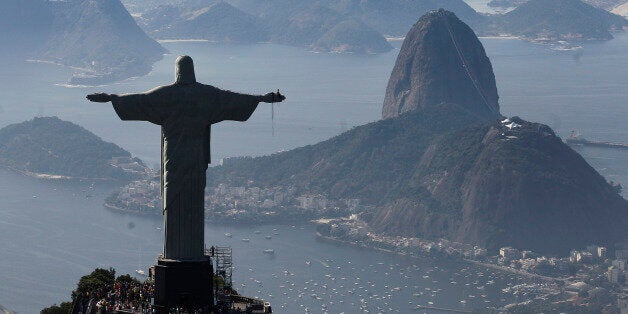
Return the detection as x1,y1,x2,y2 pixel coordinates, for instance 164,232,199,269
382,10,500,121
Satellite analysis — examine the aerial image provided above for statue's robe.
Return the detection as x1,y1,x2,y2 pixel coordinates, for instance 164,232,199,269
112,83,260,260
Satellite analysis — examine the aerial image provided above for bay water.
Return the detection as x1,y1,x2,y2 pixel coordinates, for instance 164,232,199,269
0,32,627,312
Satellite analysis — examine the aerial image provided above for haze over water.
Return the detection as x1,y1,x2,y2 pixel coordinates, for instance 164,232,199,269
0,33,627,312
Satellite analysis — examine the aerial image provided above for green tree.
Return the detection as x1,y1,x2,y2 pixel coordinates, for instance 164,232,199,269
71,268,116,301
40,302,72,314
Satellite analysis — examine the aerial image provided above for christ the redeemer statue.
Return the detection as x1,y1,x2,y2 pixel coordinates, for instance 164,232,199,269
87,56,285,261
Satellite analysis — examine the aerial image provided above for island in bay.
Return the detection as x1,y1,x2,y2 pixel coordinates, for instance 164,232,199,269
0,117,150,181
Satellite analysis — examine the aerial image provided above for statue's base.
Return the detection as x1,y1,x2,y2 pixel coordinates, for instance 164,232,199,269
153,256,214,313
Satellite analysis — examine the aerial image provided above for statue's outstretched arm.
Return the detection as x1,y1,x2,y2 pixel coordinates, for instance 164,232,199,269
217,89,285,106
261,90,286,103
209,88,285,123
87,90,168,125
86,93,118,103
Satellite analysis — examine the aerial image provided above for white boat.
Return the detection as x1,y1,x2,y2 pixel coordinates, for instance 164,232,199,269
225,233,232,238
241,238,250,242
263,249,274,254
135,248,147,276
551,42,583,51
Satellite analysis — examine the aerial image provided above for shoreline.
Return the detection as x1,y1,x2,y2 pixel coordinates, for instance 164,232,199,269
463,259,565,283
315,231,565,283
19,170,74,180
157,39,211,43
104,202,160,216
478,35,519,39
104,201,313,226
315,231,398,255
2,166,128,182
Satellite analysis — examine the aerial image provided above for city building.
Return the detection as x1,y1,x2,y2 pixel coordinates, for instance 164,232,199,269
608,266,621,283
500,247,521,260
612,259,626,271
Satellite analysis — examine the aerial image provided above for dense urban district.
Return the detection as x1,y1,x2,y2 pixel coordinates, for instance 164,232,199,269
105,173,366,224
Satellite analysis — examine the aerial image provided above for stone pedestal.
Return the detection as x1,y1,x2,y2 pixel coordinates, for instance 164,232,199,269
153,256,214,313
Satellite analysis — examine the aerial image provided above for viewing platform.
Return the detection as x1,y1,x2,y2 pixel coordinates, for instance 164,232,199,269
70,246,272,313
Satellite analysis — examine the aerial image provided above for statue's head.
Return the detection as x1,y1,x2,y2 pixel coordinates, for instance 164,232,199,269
175,55,196,85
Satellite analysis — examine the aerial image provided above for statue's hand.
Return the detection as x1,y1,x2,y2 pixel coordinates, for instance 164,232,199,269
263,90,286,103
86,93,113,103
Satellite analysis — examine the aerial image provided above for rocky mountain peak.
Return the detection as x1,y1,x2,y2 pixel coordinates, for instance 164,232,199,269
382,9,500,121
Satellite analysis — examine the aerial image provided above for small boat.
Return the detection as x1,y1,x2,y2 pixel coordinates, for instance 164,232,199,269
263,249,274,254
305,261,311,266
241,238,250,242
265,235,272,239
136,248,146,276
225,233,232,238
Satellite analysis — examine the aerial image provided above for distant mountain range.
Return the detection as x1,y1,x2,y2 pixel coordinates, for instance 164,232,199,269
138,2,269,44
2,0,625,84
316,0,487,37
135,0,485,52
1,0,165,85
487,0,628,41
0,117,149,181
489,0,628,10
138,0,394,53
205,10,628,254
133,0,626,54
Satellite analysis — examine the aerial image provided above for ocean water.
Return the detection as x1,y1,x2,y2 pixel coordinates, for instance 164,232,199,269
0,169,527,313
0,33,627,312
